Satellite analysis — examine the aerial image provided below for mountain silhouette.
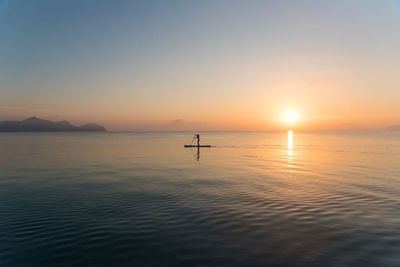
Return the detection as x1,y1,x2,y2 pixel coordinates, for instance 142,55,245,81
387,124,400,131
0,117,106,132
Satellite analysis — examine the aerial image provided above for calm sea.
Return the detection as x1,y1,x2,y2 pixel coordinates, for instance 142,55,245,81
0,132,399,266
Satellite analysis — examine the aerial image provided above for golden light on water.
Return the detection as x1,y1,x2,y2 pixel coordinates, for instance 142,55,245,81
287,130,294,168
288,130,293,150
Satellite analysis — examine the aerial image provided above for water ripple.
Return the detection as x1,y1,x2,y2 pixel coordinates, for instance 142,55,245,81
1,132,400,266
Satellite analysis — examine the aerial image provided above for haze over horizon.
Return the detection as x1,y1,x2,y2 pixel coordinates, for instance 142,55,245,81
1,0,400,131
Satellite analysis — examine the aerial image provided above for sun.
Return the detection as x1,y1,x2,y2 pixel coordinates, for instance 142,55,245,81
283,110,297,124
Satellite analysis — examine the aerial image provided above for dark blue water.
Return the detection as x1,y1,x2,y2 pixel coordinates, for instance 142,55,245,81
0,132,400,266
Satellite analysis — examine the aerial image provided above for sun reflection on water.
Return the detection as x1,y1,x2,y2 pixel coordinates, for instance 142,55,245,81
288,130,294,167
288,130,293,150
288,130,293,151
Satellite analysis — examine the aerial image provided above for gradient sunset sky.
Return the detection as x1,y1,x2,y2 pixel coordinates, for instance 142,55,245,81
1,0,400,131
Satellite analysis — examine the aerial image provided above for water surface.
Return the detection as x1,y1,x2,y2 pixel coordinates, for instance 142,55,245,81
0,132,399,266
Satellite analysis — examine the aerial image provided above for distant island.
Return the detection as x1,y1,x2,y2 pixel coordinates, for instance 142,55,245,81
386,124,400,131
0,117,106,132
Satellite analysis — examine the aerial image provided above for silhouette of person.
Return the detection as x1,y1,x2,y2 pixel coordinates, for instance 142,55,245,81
196,134,200,146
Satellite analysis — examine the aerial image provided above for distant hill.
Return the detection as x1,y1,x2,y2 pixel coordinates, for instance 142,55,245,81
386,124,400,131
0,117,106,132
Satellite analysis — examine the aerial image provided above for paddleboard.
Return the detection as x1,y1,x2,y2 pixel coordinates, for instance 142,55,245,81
184,145,212,147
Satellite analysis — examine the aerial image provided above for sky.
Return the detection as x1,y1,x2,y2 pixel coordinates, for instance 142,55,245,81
1,0,400,131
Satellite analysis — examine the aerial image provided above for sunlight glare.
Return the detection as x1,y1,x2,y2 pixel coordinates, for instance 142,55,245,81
284,111,297,124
